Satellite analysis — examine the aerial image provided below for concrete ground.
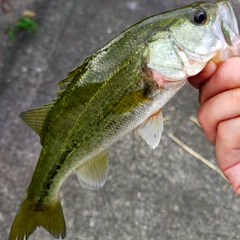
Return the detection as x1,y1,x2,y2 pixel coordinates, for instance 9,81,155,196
1,0,240,239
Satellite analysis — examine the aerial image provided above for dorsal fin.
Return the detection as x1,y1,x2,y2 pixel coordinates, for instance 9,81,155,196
20,55,94,137
56,55,93,98
20,104,53,137
19,63,84,137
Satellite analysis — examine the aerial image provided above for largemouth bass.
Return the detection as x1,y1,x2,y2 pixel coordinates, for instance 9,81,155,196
9,1,240,239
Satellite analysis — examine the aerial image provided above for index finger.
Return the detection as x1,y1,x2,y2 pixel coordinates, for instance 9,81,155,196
198,58,240,104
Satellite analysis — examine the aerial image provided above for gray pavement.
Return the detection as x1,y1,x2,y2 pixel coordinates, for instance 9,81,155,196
1,0,240,239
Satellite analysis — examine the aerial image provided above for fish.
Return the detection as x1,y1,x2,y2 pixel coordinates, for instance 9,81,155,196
9,1,240,239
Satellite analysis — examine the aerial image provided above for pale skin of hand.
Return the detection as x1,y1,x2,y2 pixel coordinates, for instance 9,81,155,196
188,58,240,196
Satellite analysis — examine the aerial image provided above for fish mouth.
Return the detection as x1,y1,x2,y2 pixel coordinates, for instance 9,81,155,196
212,0,240,63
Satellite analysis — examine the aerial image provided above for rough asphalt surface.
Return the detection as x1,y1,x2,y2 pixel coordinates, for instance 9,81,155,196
1,0,240,239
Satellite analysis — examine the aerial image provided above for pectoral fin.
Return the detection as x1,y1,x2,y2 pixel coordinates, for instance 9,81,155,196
76,151,108,189
136,109,163,149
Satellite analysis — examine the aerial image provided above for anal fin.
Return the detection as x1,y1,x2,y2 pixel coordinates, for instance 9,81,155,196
76,150,108,190
136,109,163,149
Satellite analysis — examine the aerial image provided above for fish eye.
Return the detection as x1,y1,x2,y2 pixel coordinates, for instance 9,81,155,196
193,10,207,24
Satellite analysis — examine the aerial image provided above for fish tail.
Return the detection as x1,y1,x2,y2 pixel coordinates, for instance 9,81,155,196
9,193,66,240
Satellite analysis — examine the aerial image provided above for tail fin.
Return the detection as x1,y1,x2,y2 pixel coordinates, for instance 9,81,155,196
9,194,66,240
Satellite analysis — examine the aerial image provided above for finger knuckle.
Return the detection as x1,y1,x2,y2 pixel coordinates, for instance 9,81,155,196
197,106,205,128
232,88,240,105
217,121,229,141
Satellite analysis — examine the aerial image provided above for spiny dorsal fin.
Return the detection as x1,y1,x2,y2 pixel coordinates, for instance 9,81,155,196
20,55,94,136
20,104,53,136
56,55,93,98
76,150,108,190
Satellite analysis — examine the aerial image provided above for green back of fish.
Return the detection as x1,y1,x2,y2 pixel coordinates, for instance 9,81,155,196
40,5,193,144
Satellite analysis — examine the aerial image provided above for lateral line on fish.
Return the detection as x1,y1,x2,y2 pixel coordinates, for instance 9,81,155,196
41,53,145,197
63,58,138,143
64,43,146,137
168,133,229,182
38,48,144,199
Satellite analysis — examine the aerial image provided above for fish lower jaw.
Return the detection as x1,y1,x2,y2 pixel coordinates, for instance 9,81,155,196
211,45,240,65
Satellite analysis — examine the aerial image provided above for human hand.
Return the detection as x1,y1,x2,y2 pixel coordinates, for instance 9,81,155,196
189,58,240,196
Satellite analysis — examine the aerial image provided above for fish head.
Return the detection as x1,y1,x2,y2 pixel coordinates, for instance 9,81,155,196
211,0,240,63
205,0,240,64
144,0,240,116
149,0,240,80
170,0,240,65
